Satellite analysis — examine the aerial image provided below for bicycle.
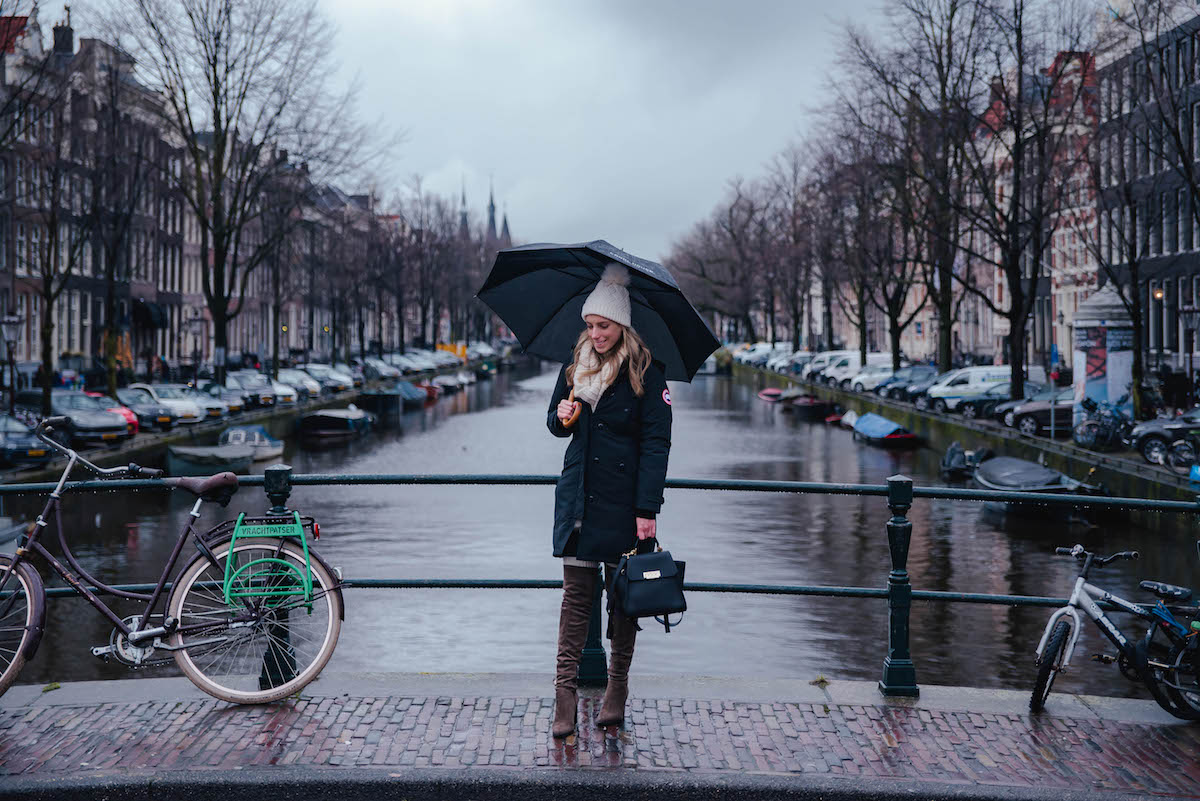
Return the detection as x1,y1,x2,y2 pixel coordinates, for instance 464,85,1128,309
1072,394,1133,451
1031,543,1199,718
1162,427,1200,476
0,416,344,704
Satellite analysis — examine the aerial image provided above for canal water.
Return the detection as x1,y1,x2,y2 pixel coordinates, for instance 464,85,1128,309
10,366,1198,698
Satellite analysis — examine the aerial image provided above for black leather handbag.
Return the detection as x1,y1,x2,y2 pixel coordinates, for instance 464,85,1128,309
608,538,686,632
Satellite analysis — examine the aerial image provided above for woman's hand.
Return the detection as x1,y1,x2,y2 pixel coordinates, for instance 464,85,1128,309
635,517,656,540
557,398,579,423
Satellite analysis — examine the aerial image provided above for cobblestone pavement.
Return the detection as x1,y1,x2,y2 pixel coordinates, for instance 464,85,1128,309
1,686,1199,799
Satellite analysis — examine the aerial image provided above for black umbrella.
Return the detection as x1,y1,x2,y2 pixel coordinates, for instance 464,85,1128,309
477,240,720,381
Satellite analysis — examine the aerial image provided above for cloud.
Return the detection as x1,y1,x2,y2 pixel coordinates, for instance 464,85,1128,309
324,0,871,260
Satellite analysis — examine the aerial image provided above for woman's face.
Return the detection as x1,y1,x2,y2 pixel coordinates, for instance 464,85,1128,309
584,315,622,355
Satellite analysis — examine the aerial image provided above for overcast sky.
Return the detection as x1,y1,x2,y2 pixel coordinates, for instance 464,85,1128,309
322,0,877,262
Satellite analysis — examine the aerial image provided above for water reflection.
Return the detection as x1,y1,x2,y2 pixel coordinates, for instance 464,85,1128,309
10,367,1196,699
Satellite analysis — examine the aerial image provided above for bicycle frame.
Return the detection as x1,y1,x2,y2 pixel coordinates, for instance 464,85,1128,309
1037,577,1149,671
0,436,259,660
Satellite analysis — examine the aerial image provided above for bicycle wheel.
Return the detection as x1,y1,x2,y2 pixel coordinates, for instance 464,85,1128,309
1135,636,1200,720
1072,421,1100,448
0,554,45,698
1164,440,1196,476
167,538,342,704
1031,619,1070,713
1163,638,1200,718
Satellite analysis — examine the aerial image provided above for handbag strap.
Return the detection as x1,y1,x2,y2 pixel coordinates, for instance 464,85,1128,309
654,612,684,633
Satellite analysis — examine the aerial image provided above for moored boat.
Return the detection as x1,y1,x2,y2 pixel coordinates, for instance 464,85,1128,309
167,444,254,476
218,425,284,462
973,456,1093,494
851,412,921,448
784,394,829,421
298,406,374,448
757,387,784,402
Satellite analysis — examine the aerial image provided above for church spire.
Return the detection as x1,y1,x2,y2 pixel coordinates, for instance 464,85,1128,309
458,177,469,240
486,177,498,244
500,206,511,249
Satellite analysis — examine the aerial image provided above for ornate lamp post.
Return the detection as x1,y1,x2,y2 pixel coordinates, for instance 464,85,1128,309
185,315,207,383
0,313,22,416
1153,285,1166,370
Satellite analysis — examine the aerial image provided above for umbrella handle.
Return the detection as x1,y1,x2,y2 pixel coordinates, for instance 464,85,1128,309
562,390,582,429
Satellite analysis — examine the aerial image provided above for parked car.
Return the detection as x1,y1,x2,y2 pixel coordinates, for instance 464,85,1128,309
957,381,1044,421
196,383,246,415
227,372,277,408
993,385,1057,427
911,370,963,410
84,392,139,434
362,357,401,381
0,415,52,466
126,384,205,424
734,342,774,365
850,364,900,392
801,351,853,381
14,390,132,447
1128,407,1200,464
298,363,350,394
114,388,179,431
1009,387,1076,437
340,363,365,388
874,365,939,400
276,368,322,400
271,381,298,405
927,366,1017,413
183,387,229,420
823,353,892,388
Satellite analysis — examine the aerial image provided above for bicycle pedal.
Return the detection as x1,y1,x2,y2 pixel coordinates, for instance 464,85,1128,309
1091,653,1117,664
91,644,116,661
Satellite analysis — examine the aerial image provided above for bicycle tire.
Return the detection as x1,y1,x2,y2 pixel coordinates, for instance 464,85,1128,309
1072,421,1100,448
1031,619,1070,713
167,537,342,704
0,554,46,699
1162,638,1200,718
1135,637,1200,720
1164,440,1196,476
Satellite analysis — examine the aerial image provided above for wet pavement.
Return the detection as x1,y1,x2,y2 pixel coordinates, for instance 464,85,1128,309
5,366,1200,698
0,674,1197,800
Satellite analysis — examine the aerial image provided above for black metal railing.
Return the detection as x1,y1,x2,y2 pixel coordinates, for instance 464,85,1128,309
3,465,1198,697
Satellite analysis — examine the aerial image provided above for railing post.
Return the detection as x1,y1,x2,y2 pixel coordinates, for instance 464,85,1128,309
264,464,292,514
578,566,608,686
880,474,919,697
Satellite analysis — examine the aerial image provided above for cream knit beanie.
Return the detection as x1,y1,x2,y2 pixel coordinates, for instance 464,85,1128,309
580,263,632,327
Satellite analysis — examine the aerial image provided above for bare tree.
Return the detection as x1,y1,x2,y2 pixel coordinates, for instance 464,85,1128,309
953,0,1094,399
105,0,377,378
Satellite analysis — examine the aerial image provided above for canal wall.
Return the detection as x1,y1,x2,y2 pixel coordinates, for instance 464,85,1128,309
736,364,1200,532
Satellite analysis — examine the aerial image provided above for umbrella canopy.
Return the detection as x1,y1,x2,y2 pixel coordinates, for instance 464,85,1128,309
477,240,720,381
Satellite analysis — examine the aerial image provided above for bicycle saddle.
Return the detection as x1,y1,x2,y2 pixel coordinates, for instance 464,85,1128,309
1139,580,1193,602
165,472,240,506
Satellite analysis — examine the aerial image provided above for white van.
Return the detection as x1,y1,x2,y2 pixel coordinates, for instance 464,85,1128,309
801,350,853,381
822,352,892,387
926,365,1047,413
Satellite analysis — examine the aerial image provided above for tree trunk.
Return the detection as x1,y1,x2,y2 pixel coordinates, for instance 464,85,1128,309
742,311,758,344
889,314,902,371
39,300,54,418
937,277,953,371
1009,315,1027,402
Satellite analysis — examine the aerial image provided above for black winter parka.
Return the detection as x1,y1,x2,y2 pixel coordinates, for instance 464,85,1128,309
547,360,672,563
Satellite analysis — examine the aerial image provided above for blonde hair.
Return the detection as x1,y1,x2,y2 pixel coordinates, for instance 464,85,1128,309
566,323,653,396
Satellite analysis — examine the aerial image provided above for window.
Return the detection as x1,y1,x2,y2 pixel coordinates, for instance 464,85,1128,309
1181,188,1190,251
1183,275,1194,308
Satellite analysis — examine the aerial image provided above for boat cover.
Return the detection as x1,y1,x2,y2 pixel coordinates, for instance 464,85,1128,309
168,444,255,465
219,425,278,446
853,412,905,439
840,410,859,428
974,456,1065,492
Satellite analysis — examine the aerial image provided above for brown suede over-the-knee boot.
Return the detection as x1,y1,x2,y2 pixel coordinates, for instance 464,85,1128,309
552,565,598,738
597,607,637,727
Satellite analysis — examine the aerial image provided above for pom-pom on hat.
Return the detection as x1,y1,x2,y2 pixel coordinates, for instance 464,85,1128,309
580,263,632,328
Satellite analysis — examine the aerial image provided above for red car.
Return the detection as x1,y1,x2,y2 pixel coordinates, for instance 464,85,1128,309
85,391,139,435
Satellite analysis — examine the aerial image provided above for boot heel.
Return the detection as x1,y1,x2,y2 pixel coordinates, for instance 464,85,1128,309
552,687,578,738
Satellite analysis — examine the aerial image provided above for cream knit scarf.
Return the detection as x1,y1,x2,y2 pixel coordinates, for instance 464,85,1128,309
572,338,629,410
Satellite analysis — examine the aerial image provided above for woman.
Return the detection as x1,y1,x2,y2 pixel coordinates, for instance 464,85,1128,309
546,263,672,738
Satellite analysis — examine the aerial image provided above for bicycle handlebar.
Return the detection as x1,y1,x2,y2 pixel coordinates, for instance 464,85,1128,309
1055,544,1139,564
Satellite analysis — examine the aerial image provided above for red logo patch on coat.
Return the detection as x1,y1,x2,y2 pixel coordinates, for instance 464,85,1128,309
662,388,671,406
